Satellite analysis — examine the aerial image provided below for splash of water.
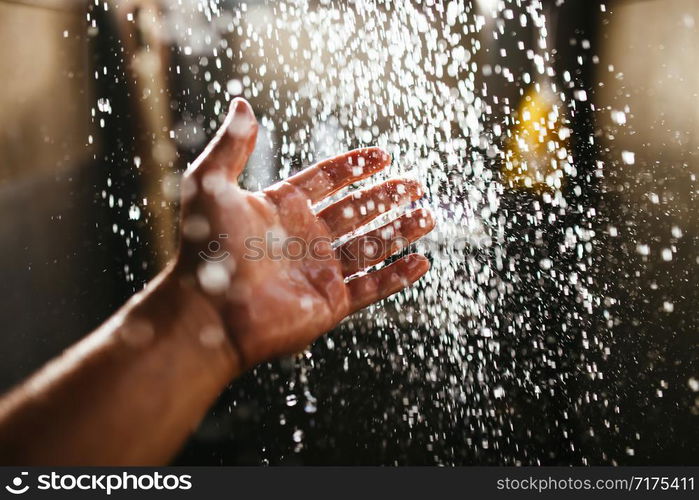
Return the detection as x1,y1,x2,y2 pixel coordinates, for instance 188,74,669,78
92,0,615,464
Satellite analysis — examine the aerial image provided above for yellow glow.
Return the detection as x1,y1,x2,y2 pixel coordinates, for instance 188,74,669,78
502,84,569,193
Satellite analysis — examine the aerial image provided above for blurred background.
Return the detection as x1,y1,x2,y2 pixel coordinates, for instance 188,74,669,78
0,0,697,465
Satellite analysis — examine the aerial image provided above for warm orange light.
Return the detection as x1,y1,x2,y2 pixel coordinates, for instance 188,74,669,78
502,84,569,193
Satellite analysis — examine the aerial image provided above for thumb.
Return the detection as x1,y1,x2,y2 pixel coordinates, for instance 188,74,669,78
190,97,258,182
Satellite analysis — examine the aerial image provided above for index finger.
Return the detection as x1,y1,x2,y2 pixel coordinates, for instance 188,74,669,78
283,147,391,203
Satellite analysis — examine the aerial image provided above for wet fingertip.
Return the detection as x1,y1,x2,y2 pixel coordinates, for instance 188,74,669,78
406,207,435,231
373,146,391,161
362,146,391,168
400,177,425,196
404,253,430,277
387,178,423,200
399,177,426,200
228,97,256,125
229,96,252,115
226,99,258,140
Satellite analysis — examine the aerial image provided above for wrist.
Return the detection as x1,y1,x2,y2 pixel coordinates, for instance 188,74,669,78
135,265,244,381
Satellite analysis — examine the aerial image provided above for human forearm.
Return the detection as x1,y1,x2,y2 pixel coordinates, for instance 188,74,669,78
0,266,240,465
0,97,434,466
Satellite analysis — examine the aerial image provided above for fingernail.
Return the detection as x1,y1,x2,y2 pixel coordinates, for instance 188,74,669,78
230,98,252,118
227,99,256,138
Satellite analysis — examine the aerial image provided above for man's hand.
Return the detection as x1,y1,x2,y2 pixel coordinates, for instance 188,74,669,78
175,98,435,370
0,97,435,465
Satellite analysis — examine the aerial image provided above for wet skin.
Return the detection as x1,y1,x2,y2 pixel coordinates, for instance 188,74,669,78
0,97,434,465
177,98,435,370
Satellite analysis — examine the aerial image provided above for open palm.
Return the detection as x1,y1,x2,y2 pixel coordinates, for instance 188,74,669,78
175,98,434,369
